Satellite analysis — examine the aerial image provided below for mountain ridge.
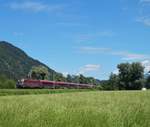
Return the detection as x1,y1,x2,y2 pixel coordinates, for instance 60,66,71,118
0,41,57,80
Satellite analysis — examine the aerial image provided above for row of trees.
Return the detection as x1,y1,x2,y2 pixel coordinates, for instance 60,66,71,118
101,62,150,90
66,74,98,85
0,65,99,89
29,66,99,85
1,62,150,90
28,63,150,90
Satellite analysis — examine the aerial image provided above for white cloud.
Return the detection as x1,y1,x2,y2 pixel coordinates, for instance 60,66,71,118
141,60,150,72
140,0,150,3
123,54,148,60
137,16,150,26
13,32,24,36
56,22,86,27
97,31,115,37
136,0,150,26
8,1,65,12
77,31,115,42
112,51,149,60
79,46,150,60
62,72,69,77
113,69,119,75
80,47,110,54
78,64,100,74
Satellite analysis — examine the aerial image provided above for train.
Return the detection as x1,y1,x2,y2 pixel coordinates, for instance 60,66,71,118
16,79,94,89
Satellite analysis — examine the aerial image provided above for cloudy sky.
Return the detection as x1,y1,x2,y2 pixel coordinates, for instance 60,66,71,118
0,0,150,79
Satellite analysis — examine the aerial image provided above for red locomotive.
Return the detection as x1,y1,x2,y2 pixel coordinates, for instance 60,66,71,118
17,79,94,89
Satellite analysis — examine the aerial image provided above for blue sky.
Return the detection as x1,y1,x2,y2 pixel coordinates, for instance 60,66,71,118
0,0,150,79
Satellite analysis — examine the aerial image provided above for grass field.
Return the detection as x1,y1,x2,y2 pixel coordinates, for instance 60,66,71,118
0,89,92,96
0,91,150,127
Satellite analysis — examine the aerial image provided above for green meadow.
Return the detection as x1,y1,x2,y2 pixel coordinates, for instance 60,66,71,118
0,91,150,127
0,89,92,96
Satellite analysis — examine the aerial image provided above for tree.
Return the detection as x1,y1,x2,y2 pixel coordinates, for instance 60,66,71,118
101,73,119,90
66,74,72,82
66,74,98,85
99,80,110,90
79,74,86,84
146,75,150,89
29,66,50,80
71,75,80,83
108,73,119,90
86,77,97,85
117,63,131,90
54,73,66,82
117,62,144,90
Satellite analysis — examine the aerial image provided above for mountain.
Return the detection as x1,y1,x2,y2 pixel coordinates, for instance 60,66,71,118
0,41,57,80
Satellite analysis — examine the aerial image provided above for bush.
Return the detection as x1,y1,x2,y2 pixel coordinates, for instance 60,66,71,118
95,85,103,90
0,75,16,89
4,80,16,89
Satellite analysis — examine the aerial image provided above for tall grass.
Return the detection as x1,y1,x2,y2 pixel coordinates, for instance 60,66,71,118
0,91,150,127
0,89,93,96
